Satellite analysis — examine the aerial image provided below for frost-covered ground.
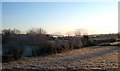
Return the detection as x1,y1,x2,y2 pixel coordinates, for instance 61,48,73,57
2,46,119,71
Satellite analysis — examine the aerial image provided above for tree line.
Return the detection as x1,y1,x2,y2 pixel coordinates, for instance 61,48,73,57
3,28,118,62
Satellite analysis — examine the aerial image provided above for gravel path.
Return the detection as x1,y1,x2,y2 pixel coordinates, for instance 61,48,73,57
2,46,119,70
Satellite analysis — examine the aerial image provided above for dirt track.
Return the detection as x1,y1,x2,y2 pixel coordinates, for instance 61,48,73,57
2,46,119,70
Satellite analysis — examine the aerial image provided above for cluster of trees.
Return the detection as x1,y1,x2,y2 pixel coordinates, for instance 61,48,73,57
2,28,94,62
2,28,119,62
2,29,24,62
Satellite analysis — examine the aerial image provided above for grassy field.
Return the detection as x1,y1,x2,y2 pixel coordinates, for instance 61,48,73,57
2,46,119,71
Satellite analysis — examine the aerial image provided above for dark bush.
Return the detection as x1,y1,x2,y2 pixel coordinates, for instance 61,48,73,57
94,38,117,46
2,45,24,62
82,35,94,47
32,41,56,56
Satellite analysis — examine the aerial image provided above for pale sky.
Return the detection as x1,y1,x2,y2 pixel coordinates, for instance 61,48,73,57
2,1,118,35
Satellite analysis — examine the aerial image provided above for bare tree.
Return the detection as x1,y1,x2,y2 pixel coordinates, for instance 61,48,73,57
26,28,46,35
26,28,36,35
36,28,46,35
66,32,73,36
2,29,21,44
12,29,21,34
2,29,12,35
74,30,81,37
2,29,21,35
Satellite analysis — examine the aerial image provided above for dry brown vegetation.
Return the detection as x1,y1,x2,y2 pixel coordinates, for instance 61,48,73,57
1,28,119,71
2,46,119,71
2,28,94,62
